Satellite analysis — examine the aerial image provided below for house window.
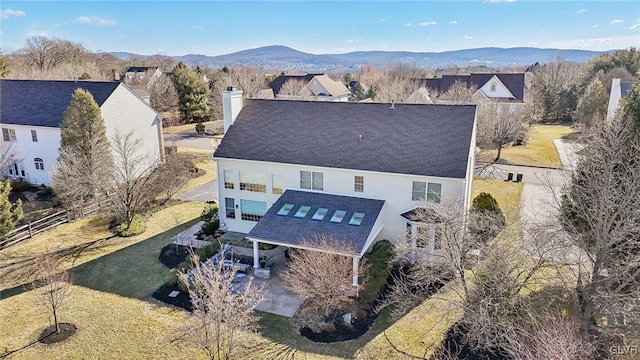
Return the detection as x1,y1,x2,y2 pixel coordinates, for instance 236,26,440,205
240,199,267,222
427,183,442,203
300,171,323,191
490,82,497,92
412,181,426,201
272,174,283,194
31,130,38,142
34,158,44,171
224,170,234,189
2,128,16,142
225,198,235,219
354,176,364,192
239,172,266,193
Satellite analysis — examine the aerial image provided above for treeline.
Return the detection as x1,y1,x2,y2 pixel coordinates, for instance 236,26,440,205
2,36,639,129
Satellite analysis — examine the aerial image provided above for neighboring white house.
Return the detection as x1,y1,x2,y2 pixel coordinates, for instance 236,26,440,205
213,90,477,285
268,73,351,101
0,79,164,186
413,73,531,104
607,78,633,121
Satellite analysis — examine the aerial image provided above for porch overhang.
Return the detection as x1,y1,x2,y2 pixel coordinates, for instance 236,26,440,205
247,190,385,256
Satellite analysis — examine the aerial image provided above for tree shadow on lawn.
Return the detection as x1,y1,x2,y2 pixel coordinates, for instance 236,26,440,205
69,218,202,300
0,234,120,299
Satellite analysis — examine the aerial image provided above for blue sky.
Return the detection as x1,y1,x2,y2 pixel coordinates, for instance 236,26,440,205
1,1,639,56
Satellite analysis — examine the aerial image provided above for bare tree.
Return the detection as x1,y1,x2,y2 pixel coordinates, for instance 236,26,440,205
0,141,18,177
379,197,564,356
226,65,267,99
176,251,263,360
154,153,195,203
23,36,61,71
149,74,179,113
280,235,363,315
278,78,307,98
435,80,477,104
476,103,527,162
30,253,73,334
102,131,163,230
559,115,640,340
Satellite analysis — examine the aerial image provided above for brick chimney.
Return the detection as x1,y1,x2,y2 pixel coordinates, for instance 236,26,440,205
222,87,244,133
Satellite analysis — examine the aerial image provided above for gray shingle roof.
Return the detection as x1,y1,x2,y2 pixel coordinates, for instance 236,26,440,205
214,99,476,179
0,79,120,127
247,190,385,255
267,73,320,95
414,73,526,102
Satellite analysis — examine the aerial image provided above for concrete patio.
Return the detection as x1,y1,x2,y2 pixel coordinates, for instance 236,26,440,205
172,225,303,317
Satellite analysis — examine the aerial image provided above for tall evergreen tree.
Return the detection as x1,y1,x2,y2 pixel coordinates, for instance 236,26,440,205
171,62,210,123
0,180,23,238
53,88,113,205
575,78,608,128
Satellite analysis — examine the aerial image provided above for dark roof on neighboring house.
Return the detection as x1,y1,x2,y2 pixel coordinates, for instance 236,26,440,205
126,66,159,73
0,79,121,127
400,207,443,223
414,73,526,102
621,82,632,97
214,100,476,179
268,73,322,95
247,190,385,255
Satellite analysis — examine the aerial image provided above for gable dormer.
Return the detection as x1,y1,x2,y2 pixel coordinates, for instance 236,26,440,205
478,75,515,99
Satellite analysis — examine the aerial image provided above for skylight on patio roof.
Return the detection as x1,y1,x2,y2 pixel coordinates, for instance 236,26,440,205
348,212,365,226
294,205,311,218
312,207,329,221
277,203,294,216
330,210,347,223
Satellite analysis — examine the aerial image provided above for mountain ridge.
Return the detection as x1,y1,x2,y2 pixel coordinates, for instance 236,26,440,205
111,45,606,71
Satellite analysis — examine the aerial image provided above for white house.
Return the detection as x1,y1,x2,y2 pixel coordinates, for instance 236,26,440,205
213,90,477,285
268,73,351,102
414,73,531,104
0,79,164,186
607,78,633,121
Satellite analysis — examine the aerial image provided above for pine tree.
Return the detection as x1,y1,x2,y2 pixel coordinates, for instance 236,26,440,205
0,181,23,238
575,78,608,128
53,88,113,205
172,62,210,123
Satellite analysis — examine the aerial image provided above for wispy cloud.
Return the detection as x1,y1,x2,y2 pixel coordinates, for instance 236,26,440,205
550,35,640,51
465,35,473,40
450,20,458,25
406,23,412,27
1,9,26,19
419,21,437,26
610,19,624,24
488,0,515,3
76,16,117,26
576,9,586,14
346,38,363,43
630,23,640,30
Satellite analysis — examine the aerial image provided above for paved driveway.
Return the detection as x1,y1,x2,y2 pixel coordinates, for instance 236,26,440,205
173,180,218,203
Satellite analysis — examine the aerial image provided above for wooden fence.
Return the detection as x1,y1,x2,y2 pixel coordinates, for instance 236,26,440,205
0,198,106,250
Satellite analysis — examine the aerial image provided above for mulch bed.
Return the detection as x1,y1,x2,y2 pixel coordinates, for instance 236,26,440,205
439,323,508,360
159,244,190,268
152,284,192,311
38,323,77,344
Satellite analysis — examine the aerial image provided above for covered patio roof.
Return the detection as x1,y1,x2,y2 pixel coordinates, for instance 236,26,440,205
247,190,385,256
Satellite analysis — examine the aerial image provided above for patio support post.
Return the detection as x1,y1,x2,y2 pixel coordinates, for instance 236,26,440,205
352,256,360,290
252,240,260,268
410,223,417,263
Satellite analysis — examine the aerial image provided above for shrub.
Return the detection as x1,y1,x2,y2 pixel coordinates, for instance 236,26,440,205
196,241,221,261
165,271,178,287
199,203,219,236
195,122,205,135
10,180,35,192
115,214,146,237
469,192,506,242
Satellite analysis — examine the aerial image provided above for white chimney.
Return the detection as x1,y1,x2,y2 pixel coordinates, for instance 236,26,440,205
222,87,244,133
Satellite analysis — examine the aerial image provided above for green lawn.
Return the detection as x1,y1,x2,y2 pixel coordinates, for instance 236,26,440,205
487,124,574,168
71,218,200,299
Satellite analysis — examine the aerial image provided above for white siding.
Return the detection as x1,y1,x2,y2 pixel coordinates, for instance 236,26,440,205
101,84,163,168
1,124,60,186
216,158,468,245
479,75,515,99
